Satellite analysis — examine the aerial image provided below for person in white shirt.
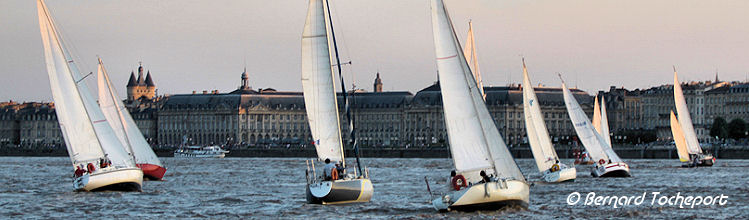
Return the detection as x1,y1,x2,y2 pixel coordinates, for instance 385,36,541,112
323,158,336,180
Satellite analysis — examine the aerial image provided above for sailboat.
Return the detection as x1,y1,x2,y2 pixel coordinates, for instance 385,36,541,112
671,68,714,167
429,0,529,211
97,58,167,180
301,0,373,204
560,75,630,177
521,59,576,183
37,0,143,191
462,20,484,99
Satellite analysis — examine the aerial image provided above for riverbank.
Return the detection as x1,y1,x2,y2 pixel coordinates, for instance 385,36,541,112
2,145,748,159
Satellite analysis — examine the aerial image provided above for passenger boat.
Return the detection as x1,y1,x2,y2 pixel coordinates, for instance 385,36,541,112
173,146,229,158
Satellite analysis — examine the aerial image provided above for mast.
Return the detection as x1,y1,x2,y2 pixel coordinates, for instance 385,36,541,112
323,0,361,174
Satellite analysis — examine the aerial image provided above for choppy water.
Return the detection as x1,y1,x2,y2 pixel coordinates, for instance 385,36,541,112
0,157,747,219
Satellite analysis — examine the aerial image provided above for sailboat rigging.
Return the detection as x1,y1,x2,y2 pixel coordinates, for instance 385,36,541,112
302,0,373,205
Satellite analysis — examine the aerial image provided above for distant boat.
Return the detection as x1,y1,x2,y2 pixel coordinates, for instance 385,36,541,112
560,75,630,177
521,59,576,183
301,0,373,205
670,68,714,167
462,20,484,99
429,0,529,212
97,58,166,180
37,0,142,191
173,146,228,158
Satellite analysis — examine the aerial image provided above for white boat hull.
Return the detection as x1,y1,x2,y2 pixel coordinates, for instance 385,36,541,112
306,178,373,204
543,167,576,183
592,162,631,177
432,179,529,212
74,167,143,192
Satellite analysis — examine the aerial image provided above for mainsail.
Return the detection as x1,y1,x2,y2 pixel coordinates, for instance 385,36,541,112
561,80,610,163
97,58,163,168
431,0,524,181
301,0,345,163
37,0,134,169
462,20,484,99
521,59,558,172
670,111,691,162
673,69,703,154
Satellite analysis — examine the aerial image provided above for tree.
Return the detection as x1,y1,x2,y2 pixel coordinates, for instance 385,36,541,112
727,118,747,140
710,117,728,139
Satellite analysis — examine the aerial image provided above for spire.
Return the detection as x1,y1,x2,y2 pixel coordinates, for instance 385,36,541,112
715,69,719,82
136,62,145,86
373,72,383,92
145,71,155,87
240,67,249,90
127,71,137,87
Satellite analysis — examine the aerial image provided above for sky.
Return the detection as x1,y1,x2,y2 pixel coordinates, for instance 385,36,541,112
1,0,748,102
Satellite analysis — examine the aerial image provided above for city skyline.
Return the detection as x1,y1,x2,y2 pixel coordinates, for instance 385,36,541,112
1,0,748,102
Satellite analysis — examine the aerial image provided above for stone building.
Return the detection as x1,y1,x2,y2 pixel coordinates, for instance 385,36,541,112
0,101,62,146
126,63,156,101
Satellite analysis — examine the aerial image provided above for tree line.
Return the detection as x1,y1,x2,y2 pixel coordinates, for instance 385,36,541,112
710,117,747,140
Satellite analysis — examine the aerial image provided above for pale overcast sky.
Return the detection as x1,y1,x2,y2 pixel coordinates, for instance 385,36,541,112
1,0,748,102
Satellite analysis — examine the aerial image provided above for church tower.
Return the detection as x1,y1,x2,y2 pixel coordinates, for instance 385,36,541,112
373,72,383,92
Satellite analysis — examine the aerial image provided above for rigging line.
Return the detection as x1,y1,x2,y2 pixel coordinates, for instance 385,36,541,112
324,0,362,175
329,0,357,92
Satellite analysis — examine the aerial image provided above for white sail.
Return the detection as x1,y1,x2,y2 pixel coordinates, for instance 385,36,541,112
431,0,524,181
670,111,691,162
462,20,484,99
37,0,134,169
592,96,602,134
561,81,611,163
521,59,558,172
673,70,703,154
599,96,612,147
301,0,344,162
97,59,162,167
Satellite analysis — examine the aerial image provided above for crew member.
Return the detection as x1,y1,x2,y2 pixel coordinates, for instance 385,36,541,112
447,170,456,190
479,170,491,183
323,158,336,180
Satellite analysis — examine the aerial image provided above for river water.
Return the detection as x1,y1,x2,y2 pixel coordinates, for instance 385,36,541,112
0,157,746,219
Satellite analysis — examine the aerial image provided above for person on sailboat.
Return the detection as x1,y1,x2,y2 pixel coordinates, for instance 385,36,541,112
447,170,457,190
479,170,491,183
323,158,336,180
74,165,85,177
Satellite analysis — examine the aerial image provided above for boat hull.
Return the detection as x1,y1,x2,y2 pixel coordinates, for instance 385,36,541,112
432,179,529,212
543,167,576,183
592,162,631,178
75,168,143,192
173,152,226,158
306,178,373,205
137,163,167,180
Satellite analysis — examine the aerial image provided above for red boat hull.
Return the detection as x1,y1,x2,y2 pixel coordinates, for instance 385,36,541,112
136,163,166,180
